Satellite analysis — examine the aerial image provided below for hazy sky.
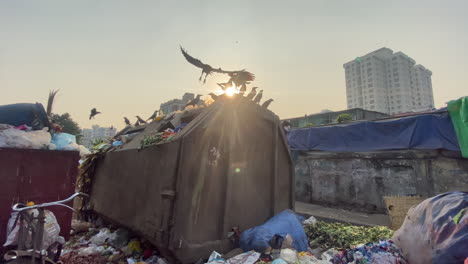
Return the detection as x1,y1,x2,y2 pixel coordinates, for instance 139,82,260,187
1,0,467,129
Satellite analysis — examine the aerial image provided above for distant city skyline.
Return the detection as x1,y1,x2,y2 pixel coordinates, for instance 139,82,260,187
344,48,434,115
1,0,467,129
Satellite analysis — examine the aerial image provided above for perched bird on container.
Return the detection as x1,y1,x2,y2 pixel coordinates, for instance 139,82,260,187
136,116,147,124
134,120,140,127
239,85,247,96
246,87,258,100
185,94,202,109
209,93,220,101
261,99,274,109
89,108,101,119
124,117,131,126
253,90,263,104
146,110,160,122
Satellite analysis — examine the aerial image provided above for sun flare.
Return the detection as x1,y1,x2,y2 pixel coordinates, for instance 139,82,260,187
225,87,236,97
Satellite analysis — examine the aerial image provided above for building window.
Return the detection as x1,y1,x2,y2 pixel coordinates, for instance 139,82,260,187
368,84,373,88
392,57,397,61
370,100,375,104
395,83,400,87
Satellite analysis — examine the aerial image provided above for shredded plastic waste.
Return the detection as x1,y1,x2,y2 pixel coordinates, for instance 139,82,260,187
329,240,407,264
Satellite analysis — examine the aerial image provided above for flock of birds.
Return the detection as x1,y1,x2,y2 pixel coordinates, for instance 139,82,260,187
180,46,274,109
87,46,274,128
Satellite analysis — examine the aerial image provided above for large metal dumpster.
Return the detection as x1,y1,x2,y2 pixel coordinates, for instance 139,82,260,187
90,97,294,263
0,148,79,247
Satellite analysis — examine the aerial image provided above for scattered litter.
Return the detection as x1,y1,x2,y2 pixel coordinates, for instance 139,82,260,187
279,248,298,264
226,251,260,264
89,228,114,245
329,240,407,264
303,216,317,225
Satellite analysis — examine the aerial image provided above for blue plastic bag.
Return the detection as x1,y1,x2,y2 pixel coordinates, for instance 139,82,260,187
240,209,308,253
51,133,76,149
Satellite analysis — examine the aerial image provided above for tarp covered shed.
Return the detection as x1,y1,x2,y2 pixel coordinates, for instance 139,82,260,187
288,111,461,152
89,97,294,263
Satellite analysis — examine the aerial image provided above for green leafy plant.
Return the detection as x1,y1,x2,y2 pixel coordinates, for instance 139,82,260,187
304,221,393,250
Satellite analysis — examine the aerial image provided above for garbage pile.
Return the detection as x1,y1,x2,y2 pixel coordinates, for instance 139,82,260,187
201,210,405,264
60,221,168,264
0,124,90,157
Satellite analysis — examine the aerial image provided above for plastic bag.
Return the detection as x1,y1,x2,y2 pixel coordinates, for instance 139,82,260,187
51,133,76,149
3,209,61,250
206,251,225,264
303,216,317,225
279,249,298,264
41,210,61,249
89,228,114,245
226,251,260,264
78,245,106,256
3,212,20,247
393,192,468,264
0,128,52,149
240,210,308,253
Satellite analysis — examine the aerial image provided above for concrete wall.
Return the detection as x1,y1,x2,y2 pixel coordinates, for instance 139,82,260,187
294,150,468,213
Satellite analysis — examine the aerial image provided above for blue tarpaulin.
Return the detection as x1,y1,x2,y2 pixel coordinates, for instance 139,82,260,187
287,112,460,152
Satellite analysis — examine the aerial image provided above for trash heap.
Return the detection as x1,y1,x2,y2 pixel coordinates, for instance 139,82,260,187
202,210,405,264
60,221,168,264
0,123,90,157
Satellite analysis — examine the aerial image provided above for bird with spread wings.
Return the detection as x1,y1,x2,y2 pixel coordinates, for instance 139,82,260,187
180,46,255,85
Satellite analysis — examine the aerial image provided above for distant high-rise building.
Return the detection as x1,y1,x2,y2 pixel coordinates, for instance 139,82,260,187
343,48,434,115
160,93,195,114
81,125,117,149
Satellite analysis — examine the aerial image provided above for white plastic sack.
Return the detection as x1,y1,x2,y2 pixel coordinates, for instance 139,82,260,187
78,245,106,256
3,212,20,247
303,216,317,225
0,128,52,149
280,249,298,264
62,142,91,157
3,209,61,250
89,228,115,245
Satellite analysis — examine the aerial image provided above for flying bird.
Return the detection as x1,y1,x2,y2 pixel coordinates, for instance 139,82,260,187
261,99,274,109
209,93,220,101
253,90,263,104
185,94,202,108
147,110,160,122
136,116,147,124
246,87,258,100
89,108,101,120
228,71,255,88
180,46,255,85
124,117,131,126
180,46,224,83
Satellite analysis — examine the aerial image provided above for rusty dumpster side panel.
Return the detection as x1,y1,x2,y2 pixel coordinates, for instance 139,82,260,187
0,148,79,247
90,98,294,263
90,142,180,245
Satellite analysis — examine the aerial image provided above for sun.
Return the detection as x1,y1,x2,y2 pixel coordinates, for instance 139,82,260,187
225,87,236,97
